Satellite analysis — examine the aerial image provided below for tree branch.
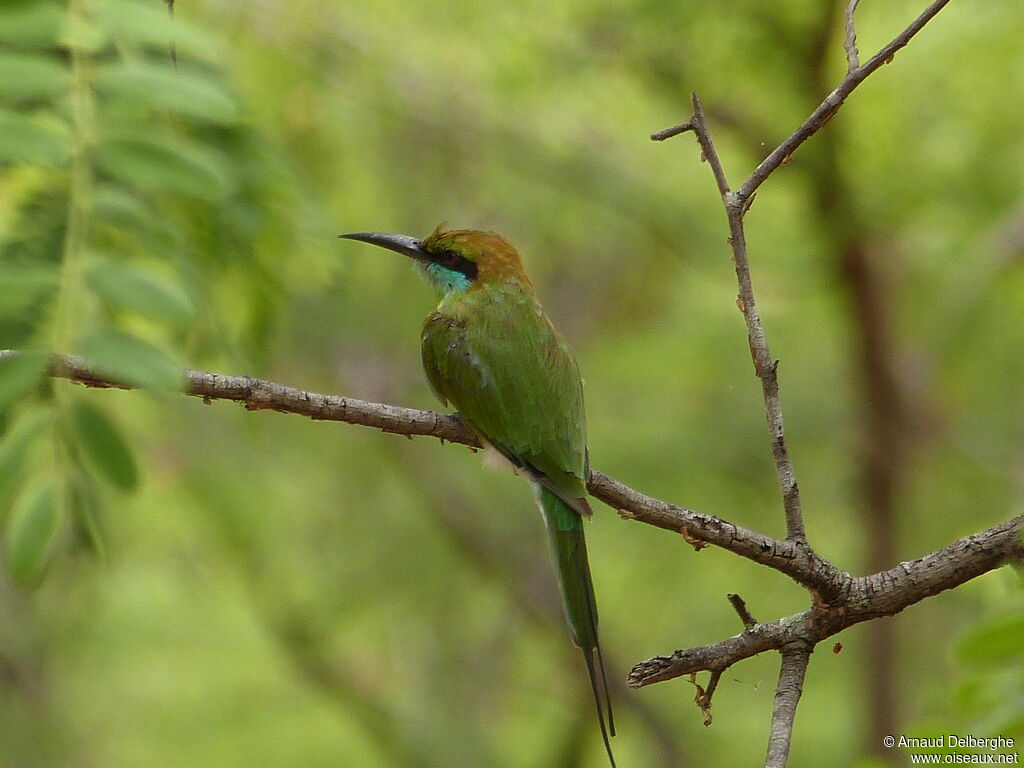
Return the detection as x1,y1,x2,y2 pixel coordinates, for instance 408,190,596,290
588,470,839,597
654,93,806,542
649,0,957,545
734,0,952,204
843,0,862,73
40,351,478,445
642,6,993,763
4,349,849,595
625,513,1024,688
765,645,811,768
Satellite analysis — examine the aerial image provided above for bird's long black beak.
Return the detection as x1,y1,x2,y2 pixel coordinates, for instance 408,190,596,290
339,232,426,260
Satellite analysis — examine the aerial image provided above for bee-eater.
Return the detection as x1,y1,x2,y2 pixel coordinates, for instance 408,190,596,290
342,226,615,766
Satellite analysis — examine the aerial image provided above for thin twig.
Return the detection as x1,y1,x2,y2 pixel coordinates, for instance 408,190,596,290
764,645,811,768
650,120,695,142
684,95,730,198
735,0,953,204
844,0,862,72
704,669,722,705
662,95,806,541
694,669,722,726
727,593,757,630
651,0,956,544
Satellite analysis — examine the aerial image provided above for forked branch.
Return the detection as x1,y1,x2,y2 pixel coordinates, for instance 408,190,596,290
648,0,962,765
655,93,805,543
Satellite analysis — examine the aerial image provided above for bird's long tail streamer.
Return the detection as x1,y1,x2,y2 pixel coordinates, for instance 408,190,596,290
537,486,616,767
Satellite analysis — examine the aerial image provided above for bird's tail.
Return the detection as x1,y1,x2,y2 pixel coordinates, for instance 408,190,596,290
536,485,616,768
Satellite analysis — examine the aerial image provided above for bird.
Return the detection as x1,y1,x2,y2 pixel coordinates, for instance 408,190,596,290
342,225,616,766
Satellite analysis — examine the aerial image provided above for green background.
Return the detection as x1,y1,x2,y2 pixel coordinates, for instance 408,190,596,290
1,0,1023,766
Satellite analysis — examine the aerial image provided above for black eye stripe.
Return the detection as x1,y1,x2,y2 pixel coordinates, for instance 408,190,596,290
431,249,479,280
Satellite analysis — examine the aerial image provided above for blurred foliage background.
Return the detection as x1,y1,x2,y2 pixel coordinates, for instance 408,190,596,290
1,0,1023,766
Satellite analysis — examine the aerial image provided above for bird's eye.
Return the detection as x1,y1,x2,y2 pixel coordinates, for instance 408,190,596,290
430,248,478,280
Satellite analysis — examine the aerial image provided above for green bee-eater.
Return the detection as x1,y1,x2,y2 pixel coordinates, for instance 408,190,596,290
342,226,615,766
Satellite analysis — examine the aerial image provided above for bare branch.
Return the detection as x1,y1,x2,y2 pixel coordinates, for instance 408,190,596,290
682,94,730,199
33,350,478,445
650,120,695,142
648,0,955,546
727,593,758,630
627,612,806,688
5,349,845,594
641,5,992,760
843,0,862,72
583,470,837,595
626,513,1024,688
26,353,825,591
735,0,952,204
693,668,723,726
764,645,811,768
653,95,806,542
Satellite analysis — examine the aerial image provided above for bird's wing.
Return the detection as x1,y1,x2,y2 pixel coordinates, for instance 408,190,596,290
421,303,589,508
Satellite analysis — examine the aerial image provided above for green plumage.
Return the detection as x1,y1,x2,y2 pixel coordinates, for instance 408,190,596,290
420,283,588,503
420,275,601,644
342,227,615,766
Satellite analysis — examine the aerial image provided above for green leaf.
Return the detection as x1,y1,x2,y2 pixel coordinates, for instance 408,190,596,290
0,264,58,317
5,480,60,585
0,108,71,166
94,184,157,228
68,400,139,491
0,184,69,265
0,51,69,102
95,60,239,125
0,406,50,501
67,473,105,558
78,328,184,391
94,134,233,202
95,0,223,62
0,2,62,46
92,185,184,255
85,260,194,327
958,614,1024,666
0,350,49,408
